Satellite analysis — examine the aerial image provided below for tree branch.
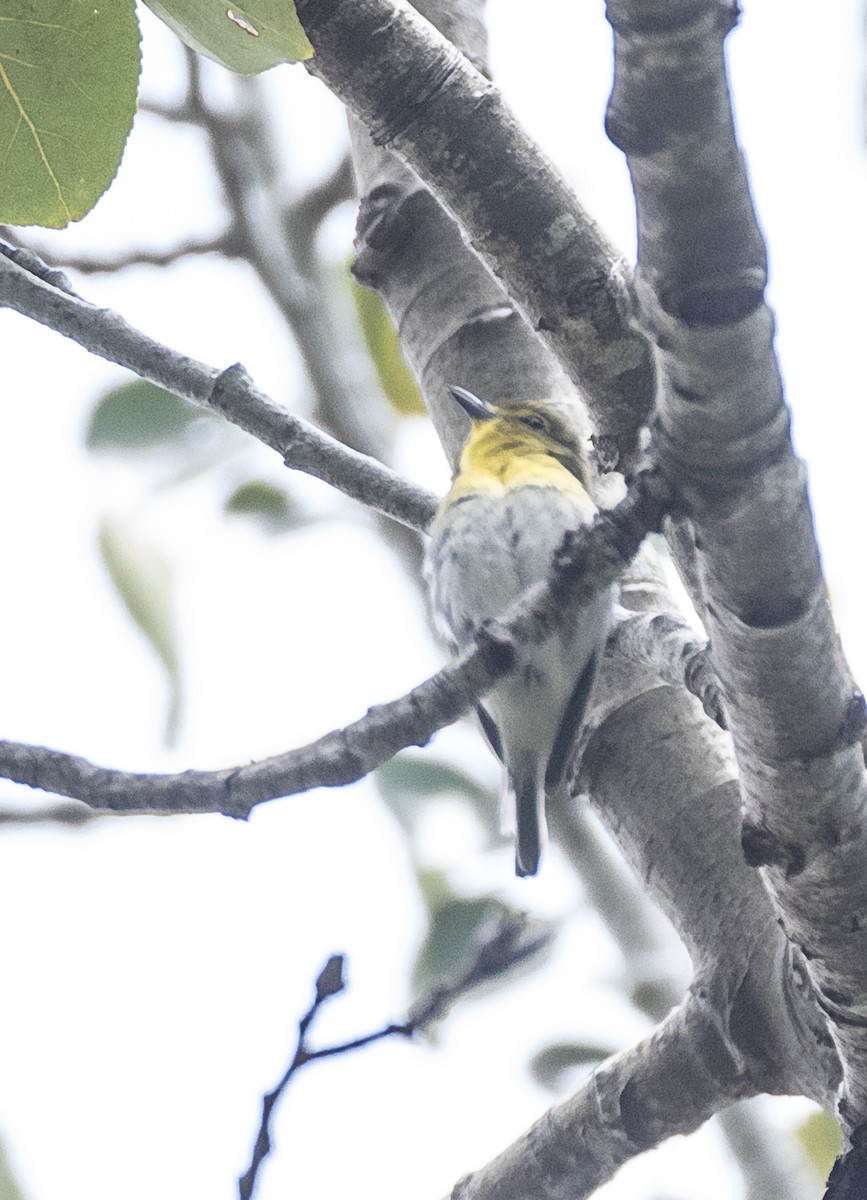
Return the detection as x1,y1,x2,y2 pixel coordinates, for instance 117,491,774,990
0,242,436,533
0,802,98,826
314,6,847,1190
448,992,757,1200
286,152,356,268
604,0,867,1134
240,915,552,1199
294,0,655,470
606,610,724,727
342,7,840,1187
0,472,670,814
550,800,820,1200
0,229,244,275
164,53,429,584
179,61,401,463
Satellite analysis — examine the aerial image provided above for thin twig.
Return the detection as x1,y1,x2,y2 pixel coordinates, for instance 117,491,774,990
285,153,356,266
0,803,98,826
239,913,552,1199
7,232,245,276
0,244,437,533
0,471,673,815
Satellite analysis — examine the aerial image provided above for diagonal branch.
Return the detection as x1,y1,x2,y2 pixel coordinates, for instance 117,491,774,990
0,472,671,815
0,242,436,533
293,0,655,469
447,990,758,1200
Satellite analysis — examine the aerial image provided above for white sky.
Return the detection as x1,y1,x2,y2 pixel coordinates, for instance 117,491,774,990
0,2,863,1198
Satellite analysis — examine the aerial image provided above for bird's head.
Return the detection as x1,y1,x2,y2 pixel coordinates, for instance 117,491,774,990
449,385,590,486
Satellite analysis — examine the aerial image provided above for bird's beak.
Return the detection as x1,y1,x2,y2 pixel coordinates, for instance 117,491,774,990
449,385,496,422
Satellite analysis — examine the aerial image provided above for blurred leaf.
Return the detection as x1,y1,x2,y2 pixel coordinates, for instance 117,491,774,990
413,890,507,998
410,871,555,1033
797,1108,842,1180
99,517,182,747
143,0,312,73
378,755,491,803
86,380,209,454
224,480,303,533
0,1133,26,1200
530,1041,615,1092
350,275,425,417
630,979,677,1022
0,1,140,228
376,753,496,839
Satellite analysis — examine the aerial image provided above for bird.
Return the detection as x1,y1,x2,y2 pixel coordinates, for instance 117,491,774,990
425,385,613,876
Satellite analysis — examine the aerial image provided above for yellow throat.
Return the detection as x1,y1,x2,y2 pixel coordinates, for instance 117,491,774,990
447,401,592,503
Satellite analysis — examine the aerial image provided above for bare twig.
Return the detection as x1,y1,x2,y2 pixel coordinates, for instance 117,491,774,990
187,72,398,464
0,237,79,294
138,100,197,125
0,802,98,826
0,472,672,815
15,232,244,276
285,153,356,265
0,244,436,533
239,913,552,1199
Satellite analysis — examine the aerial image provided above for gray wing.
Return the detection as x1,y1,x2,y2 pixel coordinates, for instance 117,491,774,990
427,486,608,786
544,649,600,791
426,494,528,646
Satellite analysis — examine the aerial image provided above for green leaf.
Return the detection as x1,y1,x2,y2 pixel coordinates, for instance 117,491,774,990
143,0,312,73
630,978,679,1022
796,1108,842,1180
86,380,206,454
0,1133,26,1200
412,889,507,998
529,1041,616,1092
224,480,303,533
376,753,496,839
99,517,182,748
378,755,492,804
350,274,425,417
410,871,554,1028
0,1,140,228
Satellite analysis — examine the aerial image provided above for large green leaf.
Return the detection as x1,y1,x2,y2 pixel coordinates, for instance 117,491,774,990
99,517,182,748
144,0,312,73
0,1,140,228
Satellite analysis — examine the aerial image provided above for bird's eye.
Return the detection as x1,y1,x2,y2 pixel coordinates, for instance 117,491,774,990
521,414,547,433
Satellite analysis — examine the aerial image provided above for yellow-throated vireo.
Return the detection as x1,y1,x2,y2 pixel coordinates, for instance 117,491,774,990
425,386,614,876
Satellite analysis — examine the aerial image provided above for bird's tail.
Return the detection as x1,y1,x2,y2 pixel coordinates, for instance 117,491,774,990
502,757,546,877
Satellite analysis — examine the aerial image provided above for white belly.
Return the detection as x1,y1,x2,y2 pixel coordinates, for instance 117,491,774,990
426,485,611,759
